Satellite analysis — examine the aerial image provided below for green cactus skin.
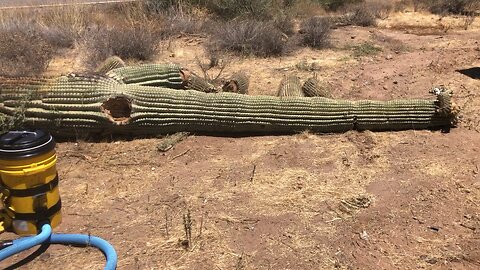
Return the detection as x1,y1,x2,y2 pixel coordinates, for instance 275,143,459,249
95,56,126,74
106,63,185,89
302,77,331,98
222,72,249,94
277,75,305,97
0,75,455,137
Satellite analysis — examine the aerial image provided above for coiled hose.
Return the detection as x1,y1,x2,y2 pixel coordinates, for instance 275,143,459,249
0,224,117,270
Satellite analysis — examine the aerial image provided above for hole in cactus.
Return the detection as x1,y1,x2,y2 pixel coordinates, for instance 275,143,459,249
101,96,132,125
222,80,238,93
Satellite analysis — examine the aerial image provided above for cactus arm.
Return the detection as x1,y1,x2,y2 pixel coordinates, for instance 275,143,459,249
184,74,217,93
106,64,186,89
277,75,305,97
222,72,250,94
95,56,126,74
302,77,331,98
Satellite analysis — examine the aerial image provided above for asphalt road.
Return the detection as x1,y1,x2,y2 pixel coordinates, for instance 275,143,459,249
0,0,138,8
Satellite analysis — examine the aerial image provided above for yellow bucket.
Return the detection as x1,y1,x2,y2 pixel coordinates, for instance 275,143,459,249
0,130,61,235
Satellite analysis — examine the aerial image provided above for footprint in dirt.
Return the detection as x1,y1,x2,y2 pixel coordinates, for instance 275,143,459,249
346,131,379,164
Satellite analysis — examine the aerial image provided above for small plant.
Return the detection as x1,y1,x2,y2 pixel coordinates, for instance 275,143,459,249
194,53,229,87
207,19,288,57
0,89,34,133
235,252,247,270
182,209,193,250
350,42,382,57
299,17,332,49
463,13,476,30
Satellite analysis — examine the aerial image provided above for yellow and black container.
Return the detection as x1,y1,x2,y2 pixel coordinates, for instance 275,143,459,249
0,130,61,235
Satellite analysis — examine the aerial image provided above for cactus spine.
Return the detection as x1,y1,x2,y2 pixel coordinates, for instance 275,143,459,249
95,56,126,74
302,76,331,98
277,75,305,97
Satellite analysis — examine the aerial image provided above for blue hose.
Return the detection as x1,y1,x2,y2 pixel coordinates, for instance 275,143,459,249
0,224,117,270
50,233,117,270
0,224,51,261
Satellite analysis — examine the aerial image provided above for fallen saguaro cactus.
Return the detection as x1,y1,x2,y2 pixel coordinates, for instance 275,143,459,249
0,64,456,137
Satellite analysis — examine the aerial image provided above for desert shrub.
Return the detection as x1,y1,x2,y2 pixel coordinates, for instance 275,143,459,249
82,23,161,68
40,26,77,49
145,0,271,19
160,9,207,37
273,12,296,36
0,23,56,77
35,6,94,48
144,0,206,13
410,0,479,14
299,17,332,49
284,0,326,18
366,0,394,19
427,0,479,14
207,19,288,57
205,0,275,20
313,0,365,11
343,4,377,26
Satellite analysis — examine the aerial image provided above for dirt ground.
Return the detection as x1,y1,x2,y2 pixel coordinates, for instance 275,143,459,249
1,12,480,270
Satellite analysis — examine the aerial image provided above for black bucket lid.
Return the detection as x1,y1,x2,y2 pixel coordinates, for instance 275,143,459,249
0,130,55,159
